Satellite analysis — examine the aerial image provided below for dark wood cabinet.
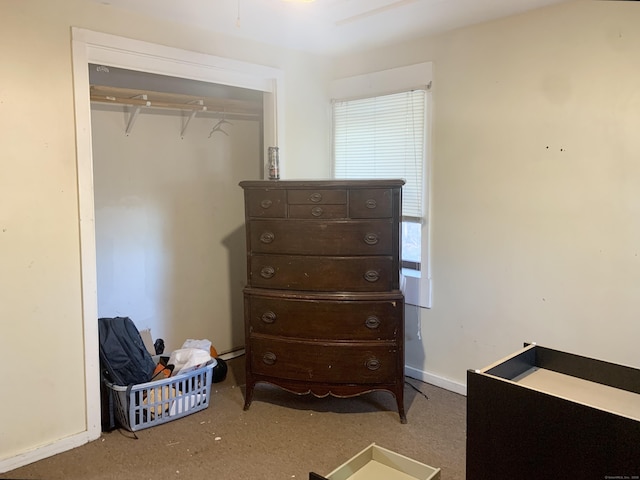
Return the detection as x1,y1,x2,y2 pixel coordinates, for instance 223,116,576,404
467,343,640,479
240,179,406,423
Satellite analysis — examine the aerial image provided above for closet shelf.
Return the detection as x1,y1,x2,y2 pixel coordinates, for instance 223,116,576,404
90,85,262,117
90,85,262,136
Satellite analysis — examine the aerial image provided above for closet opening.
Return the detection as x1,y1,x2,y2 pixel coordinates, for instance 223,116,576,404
72,27,284,439
89,63,262,362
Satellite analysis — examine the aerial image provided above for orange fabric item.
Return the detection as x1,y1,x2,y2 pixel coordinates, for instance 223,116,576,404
152,363,172,380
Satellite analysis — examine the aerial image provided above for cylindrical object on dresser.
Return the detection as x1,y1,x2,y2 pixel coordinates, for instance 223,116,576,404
268,146,280,180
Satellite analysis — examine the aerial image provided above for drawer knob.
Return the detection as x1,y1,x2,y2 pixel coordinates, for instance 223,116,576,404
260,199,273,209
365,315,381,329
309,192,323,203
364,233,379,245
365,199,377,209
311,206,324,217
261,311,277,324
259,231,275,244
365,357,381,371
364,270,380,282
263,352,277,365
260,266,275,279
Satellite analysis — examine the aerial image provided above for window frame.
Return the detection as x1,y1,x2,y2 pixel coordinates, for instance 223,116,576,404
330,63,433,308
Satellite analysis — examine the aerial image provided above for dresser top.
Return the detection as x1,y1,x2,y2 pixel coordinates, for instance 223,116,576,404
239,179,405,189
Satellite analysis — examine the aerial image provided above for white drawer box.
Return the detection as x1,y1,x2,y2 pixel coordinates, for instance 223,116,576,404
310,443,440,480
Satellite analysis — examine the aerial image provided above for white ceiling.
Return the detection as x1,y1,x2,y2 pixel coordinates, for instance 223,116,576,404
93,0,570,56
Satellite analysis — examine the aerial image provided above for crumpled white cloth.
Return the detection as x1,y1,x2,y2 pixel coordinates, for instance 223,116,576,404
168,347,214,376
181,338,212,352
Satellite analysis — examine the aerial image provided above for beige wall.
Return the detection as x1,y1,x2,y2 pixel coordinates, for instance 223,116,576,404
1,2,87,462
0,0,330,467
334,0,640,389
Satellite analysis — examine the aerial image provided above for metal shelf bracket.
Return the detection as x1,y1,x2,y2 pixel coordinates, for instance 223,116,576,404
125,94,149,135
181,100,206,138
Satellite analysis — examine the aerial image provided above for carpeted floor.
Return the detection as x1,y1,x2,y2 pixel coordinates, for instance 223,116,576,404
1,356,466,480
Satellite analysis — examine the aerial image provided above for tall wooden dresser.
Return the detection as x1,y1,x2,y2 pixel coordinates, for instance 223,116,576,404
239,179,406,423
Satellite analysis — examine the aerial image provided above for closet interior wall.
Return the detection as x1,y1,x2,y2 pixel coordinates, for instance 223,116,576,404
90,67,262,355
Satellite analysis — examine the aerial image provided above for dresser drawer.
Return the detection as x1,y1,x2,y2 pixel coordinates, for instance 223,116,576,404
249,255,395,292
246,294,401,340
245,189,287,218
249,336,398,384
249,219,393,255
287,189,347,205
349,188,393,218
288,204,347,219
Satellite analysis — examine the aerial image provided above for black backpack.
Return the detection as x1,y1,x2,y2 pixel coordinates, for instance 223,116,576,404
98,317,156,430
98,316,156,385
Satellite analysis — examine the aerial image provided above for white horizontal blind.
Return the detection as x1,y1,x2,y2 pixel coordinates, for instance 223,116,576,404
333,90,426,220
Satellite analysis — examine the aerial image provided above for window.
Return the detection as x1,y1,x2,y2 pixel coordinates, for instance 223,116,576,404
333,89,425,265
331,63,432,308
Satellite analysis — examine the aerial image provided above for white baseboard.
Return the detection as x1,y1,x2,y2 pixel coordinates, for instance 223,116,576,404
0,431,97,474
405,365,467,396
219,348,245,361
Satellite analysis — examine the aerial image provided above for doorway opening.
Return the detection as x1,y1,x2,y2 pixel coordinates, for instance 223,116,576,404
90,62,261,358
72,28,283,440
